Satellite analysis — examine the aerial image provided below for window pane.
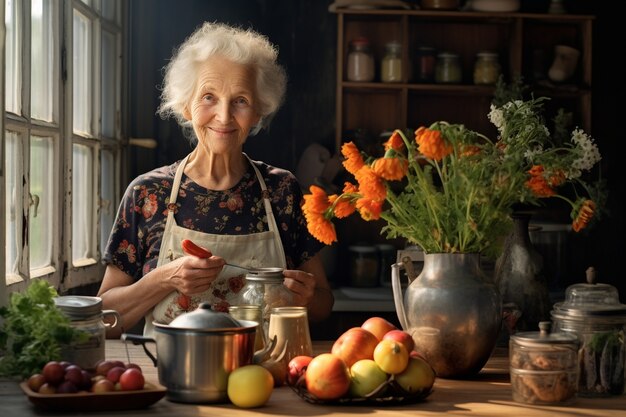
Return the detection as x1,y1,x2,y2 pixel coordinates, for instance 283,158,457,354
31,0,55,121
73,10,92,135
72,144,94,263
101,0,117,21
101,30,116,137
5,0,22,114
30,136,55,269
5,132,23,277
100,149,115,251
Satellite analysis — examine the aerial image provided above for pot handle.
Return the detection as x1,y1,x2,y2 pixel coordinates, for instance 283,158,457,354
121,333,157,367
391,262,409,331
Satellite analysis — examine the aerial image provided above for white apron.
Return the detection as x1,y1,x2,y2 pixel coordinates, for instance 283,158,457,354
144,153,287,337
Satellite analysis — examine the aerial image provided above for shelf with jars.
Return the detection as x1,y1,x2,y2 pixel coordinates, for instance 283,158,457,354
331,9,594,151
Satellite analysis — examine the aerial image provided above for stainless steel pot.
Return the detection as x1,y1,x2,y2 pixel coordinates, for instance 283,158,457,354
123,302,256,403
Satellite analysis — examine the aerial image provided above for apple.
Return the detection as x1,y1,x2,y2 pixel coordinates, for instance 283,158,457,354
95,360,116,376
305,353,351,400
91,378,116,393
38,383,57,394
227,365,274,408
119,368,145,391
57,380,79,393
382,329,415,353
27,374,46,392
373,339,409,374
348,359,388,398
42,361,65,385
126,363,142,372
331,327,379,368
361,317,398,341
64,365,84,386
287,355,313,386
106,366,127,383
395,356,436,394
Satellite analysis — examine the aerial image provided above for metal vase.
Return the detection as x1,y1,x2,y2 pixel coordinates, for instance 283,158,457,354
392,253,502,378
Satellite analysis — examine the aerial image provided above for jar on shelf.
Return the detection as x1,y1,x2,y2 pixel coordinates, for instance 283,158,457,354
435,52,462,84
348,245,379,287
239,267,293,339
346,37,375,82
550,267,626,397
381,41,402,83
473,51,501,85
415,46,436,83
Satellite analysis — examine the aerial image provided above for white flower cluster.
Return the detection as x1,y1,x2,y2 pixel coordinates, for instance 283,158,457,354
568,128,601,179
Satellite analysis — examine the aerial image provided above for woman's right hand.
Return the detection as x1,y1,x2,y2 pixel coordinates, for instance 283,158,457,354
164,254,225,295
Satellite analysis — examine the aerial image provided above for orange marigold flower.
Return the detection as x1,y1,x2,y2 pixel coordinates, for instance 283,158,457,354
549,169,566,187
305,211,337,245
343,182,358,194
414,127,453,161
384,131,404,151
333,194,357,218
572,199,596,232
372,157,408,181
525,165,555,197
302,185,331,214
355,166,386,200
341,142,365,175
356,198,383,221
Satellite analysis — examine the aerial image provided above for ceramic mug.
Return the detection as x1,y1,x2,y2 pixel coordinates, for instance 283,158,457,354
548,45,580,83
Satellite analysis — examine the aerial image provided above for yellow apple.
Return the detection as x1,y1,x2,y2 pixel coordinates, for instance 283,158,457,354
227,365,274,408
373,339,409,374
395,356,436,394
349,359,388,398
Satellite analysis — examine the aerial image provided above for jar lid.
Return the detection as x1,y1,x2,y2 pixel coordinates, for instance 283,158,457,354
245,267,284,283
437,52,459,59
385,41,402,51
551,267,626,319
54,296,102,319
511,321,579,346
166,302,249,331
350,36,370,46
348,245,378,254
476,51,498,58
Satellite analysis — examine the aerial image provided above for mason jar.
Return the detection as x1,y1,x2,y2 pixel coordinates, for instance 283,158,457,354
346,37,375,82
435,52,462,83
473,51,501,85
54,296,120,370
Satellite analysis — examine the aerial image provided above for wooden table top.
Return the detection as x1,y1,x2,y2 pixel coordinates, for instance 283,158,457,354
1,339,624,416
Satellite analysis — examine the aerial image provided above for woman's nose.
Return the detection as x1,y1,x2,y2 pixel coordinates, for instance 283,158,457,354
215,101,233,122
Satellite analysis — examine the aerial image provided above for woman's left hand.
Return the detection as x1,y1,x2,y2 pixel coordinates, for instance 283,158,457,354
282,269,316,306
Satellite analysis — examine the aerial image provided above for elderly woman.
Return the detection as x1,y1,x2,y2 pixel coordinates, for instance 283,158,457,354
97,22,333,337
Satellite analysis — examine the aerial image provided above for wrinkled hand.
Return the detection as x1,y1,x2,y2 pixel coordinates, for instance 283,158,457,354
165,255,225,295
282,269,316,306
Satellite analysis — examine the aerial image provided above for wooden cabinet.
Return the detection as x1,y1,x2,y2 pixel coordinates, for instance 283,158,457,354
331,9,594,152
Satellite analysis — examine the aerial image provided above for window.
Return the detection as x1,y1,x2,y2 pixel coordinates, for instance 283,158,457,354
2,0,126,295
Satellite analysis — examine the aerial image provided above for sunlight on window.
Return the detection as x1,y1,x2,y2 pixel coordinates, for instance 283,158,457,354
101,30,116,137
73,10,92,135
4,132,23,277
72,144,94,263
30,136,55,270
5,0,22,114
100,150,115,251
31,0,55,121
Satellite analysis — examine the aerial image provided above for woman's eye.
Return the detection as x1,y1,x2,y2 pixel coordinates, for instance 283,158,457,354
233,97,250,107
202,94,216,103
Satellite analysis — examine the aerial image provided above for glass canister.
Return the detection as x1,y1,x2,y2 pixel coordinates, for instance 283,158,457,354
550,267,626,397
54,296,120,370
473,51,501,85
268,306,313,365
509,321,580,405
435,52,462,84
381,41,403,83
239,267,293,339
228,304,266,352
346,37,375,82
415,46,436,82
348,245,379,287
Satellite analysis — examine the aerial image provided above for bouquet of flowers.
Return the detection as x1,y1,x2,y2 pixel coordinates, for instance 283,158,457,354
303,82,604,258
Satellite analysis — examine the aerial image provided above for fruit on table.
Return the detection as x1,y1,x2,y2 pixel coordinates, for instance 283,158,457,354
119,368,145,391
42,361,65,385
348,359,388,398
331,327,379,368
305,353,351,400
373,339,409,374
287,355,313,386
361,316,398,341
394,356,436,394
382,329,415,353
227,364,274,408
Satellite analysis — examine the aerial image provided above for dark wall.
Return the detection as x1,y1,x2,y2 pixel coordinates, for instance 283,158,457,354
127,0,624,297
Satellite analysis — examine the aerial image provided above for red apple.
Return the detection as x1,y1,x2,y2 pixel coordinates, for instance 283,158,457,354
305,353,351,400
361,317,398,341
382,329,415,353
119,368,145,391
42,361,65,385
27,373,46,392
287,355,313,386
106,366,127,383
331,327,379,368
95,360,115,376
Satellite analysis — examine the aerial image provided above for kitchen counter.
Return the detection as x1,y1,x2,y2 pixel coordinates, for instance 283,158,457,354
1,340,625,416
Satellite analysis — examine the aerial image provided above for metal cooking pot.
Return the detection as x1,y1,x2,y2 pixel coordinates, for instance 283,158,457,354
122,302,256,403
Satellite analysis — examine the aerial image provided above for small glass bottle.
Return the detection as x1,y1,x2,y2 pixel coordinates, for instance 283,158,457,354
435,52,462,84
381,41,402,83
473,51,501,85
416,46,436,82
346,37,375,82
239,268,293,339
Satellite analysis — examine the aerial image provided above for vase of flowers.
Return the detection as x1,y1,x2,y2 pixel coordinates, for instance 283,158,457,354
302,80,604,378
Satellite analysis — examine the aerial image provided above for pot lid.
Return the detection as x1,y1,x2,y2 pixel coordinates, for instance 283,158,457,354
168,302,242,330
54,295,102,319
551,267,626,319
511,321,579,347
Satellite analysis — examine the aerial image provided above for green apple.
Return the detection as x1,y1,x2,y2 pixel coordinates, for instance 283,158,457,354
395,356,435,394
348,359,388,398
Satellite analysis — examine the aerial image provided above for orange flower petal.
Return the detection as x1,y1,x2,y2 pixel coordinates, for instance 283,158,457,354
355,166,387,200
341,142,365,175
372,157,408,181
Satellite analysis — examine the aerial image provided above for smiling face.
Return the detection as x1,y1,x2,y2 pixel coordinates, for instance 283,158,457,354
184,57,261,155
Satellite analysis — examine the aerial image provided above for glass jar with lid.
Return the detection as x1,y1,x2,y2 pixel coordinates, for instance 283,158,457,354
54,296,120,370
473,51,501,85
550,267,626,397
381,41,402,83
416,46,436,82
509,321,580,405
346,37,375,82
435,52,462,84
239,267,293,339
